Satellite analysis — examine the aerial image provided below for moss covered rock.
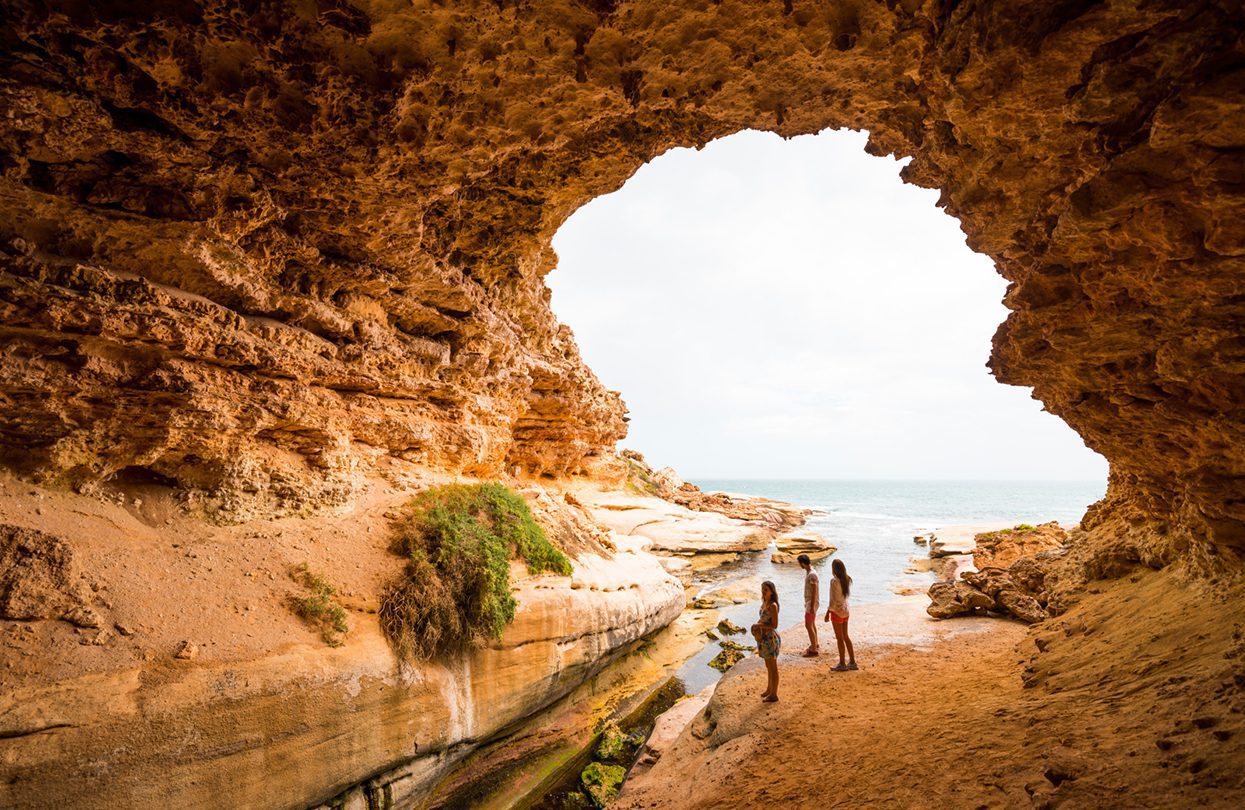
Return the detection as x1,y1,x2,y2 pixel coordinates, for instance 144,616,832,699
581,761,626,807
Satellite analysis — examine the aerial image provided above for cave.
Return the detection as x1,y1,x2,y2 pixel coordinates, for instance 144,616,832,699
1,1,1243,808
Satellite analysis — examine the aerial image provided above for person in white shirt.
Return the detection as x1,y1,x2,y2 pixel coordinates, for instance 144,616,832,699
823,558,858,672
798,554,820,657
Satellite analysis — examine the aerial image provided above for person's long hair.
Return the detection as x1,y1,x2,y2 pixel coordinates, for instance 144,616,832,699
761,580,779,609
831,559,852,598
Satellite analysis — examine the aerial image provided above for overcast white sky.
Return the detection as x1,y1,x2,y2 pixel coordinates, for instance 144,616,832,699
547,129,1108,481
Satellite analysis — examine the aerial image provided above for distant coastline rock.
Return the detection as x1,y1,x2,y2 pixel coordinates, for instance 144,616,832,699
771,531,836,563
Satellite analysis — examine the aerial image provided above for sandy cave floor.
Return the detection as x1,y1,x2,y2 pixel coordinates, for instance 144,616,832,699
618,569,1245,809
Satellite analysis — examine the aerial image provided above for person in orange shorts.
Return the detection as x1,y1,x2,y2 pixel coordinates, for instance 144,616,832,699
824,558,857,672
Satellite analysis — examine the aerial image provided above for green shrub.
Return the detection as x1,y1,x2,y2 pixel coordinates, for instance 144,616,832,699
290,563,349,647
380,483,572,661
1014,523,1037,532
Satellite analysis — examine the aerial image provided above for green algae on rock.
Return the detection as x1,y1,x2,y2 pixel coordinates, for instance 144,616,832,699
708,639,756,673
581,761,627,807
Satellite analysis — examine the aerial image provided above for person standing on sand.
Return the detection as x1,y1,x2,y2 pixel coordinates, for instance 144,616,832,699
824,558,857,672
798,554,820,657
752,580,781,702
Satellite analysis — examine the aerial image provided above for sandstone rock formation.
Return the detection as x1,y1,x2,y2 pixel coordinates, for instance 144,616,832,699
612,451,810,530
771,530,836,563
927,533,1068,624
973,522,1068,569
3,1,1245,808
8,0,1239,560
631,684,716,778
0,476,683,809
578,490,775,557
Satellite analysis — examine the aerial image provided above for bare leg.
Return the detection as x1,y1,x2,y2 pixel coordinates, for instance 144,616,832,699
804,615,819,654
843,620,855,665
764,657,779,701
833,621,847,666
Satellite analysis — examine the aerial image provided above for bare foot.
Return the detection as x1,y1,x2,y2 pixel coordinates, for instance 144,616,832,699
763,695,779,703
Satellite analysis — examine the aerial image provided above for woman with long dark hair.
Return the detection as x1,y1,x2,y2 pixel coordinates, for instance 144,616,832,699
823,558,857,672
752,580,781,702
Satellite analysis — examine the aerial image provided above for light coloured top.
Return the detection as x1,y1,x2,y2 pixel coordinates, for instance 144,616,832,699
828,576,850,617
804,570,820,613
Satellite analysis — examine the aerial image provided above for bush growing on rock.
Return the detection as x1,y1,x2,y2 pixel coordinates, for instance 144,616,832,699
380,483,572,660
289,563,349,647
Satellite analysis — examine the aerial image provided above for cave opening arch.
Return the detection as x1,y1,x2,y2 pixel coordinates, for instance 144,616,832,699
546,126,1109,487
0,0,1241,569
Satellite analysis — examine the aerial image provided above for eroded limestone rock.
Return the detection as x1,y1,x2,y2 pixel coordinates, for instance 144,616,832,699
8,2,1241,561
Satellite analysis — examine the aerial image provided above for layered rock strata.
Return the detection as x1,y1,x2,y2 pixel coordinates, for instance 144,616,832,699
0,476,683,809
4,1,1242,559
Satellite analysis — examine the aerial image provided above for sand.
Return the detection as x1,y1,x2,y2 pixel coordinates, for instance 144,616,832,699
618,568,1245,808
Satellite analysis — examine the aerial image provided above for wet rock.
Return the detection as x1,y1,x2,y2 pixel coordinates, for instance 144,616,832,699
595,721,642,763
708,639,755,673
581,761,626,807
716,619,745,635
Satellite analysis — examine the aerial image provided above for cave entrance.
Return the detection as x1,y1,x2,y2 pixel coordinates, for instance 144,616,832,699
548,128,1108,485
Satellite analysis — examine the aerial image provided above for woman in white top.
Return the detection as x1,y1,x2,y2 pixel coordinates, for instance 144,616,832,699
823,558,857,672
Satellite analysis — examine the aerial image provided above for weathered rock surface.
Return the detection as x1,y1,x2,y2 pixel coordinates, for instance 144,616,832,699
631,684,716,778
973,522,1068,569
0,524,104,629
0,478,684,810
3,1,1245,807
578,491,773,557
6,1,1240,560
927,550,1065,624
771,530,836,564
926,580,997,619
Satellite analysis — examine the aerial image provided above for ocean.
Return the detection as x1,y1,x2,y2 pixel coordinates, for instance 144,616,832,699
675,479,1107,690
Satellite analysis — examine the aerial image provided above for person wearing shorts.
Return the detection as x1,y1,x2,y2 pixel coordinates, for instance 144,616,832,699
824,558,857,672
799,553,820,657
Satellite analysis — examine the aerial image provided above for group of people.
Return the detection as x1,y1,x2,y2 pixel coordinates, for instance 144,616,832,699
749,555,857,702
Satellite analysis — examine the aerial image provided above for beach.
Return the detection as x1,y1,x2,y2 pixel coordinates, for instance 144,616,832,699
620,567,1245,808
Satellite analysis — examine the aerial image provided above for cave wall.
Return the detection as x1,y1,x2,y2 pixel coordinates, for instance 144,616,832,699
2,0,1243,557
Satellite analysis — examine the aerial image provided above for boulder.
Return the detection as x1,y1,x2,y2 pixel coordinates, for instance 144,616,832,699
926,581,996,618
933,557,1055,624
716,618,744,635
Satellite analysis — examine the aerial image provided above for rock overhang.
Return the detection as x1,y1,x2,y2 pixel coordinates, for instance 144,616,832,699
0,0,1243,560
